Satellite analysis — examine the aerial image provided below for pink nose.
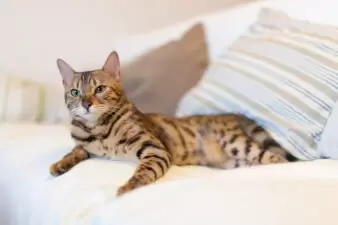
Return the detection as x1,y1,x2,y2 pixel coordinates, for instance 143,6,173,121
82,99,92,110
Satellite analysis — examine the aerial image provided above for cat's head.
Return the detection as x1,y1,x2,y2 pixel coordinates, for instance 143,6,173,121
57,51,126,122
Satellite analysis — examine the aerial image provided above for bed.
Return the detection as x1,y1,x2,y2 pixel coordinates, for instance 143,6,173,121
1,0,338,224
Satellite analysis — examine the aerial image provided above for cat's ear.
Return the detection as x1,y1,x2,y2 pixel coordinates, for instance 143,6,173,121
102,51,120,80
57,58,75,86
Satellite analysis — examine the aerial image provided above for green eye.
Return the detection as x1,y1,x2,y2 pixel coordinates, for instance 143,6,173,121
95,85,107,93
70,89,80,97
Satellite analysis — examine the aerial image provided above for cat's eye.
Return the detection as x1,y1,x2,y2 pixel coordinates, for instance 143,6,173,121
70,89,80,97
95,85,107,94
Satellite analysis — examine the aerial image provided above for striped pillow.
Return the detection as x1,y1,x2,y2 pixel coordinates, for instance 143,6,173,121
176,8,338,160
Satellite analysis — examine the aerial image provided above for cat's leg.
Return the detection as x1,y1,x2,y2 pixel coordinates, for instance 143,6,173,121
195,127,231,167
221,129,288,166
197,128,287,169
117,142,172,196
50,145,90,176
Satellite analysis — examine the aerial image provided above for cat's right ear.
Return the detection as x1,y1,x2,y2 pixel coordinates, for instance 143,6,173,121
56,58,75,86
102,51,120,81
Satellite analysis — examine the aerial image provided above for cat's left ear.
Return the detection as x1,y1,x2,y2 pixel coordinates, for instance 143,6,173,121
102,51,120,80
57,58,75,86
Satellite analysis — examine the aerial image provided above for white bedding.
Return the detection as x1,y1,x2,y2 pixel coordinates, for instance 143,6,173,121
90,170,338,225
1,123,338,225
0,124,226,225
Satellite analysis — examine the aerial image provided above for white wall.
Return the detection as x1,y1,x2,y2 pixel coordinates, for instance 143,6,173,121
0,0,252,84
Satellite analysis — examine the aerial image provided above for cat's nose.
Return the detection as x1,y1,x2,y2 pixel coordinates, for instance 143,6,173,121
82,99,92,110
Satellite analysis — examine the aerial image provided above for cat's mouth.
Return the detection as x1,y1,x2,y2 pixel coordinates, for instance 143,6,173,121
72,110,95,121
72,106,105,122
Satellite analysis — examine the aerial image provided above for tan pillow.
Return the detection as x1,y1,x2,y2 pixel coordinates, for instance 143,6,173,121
121,23,209,116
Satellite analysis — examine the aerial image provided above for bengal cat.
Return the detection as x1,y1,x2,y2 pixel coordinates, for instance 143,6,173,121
49,51,297,196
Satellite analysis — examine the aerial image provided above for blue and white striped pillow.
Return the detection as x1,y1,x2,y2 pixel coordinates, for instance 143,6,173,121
176,8,338,160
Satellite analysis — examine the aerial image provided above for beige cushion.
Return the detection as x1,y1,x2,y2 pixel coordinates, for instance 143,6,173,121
0,76,45,122
121,23,209,116
0,75,69,123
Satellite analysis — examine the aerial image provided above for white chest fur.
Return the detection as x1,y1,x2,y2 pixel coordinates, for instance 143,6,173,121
71,123,131,161
83,137,137,162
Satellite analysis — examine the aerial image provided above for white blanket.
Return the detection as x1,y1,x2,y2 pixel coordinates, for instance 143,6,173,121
0,123,230,225
91,167,338,225
1,123,338,225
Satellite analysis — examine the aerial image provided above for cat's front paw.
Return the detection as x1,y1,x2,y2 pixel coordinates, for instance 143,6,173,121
49,161,71,176
116,179,143,197
116,183,135,197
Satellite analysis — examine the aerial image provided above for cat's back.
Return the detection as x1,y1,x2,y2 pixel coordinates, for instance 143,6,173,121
145,112,257,164
146,112,250,145
147,112,248,129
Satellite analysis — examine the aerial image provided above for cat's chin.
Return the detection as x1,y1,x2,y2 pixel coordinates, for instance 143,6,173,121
72,113,100,124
